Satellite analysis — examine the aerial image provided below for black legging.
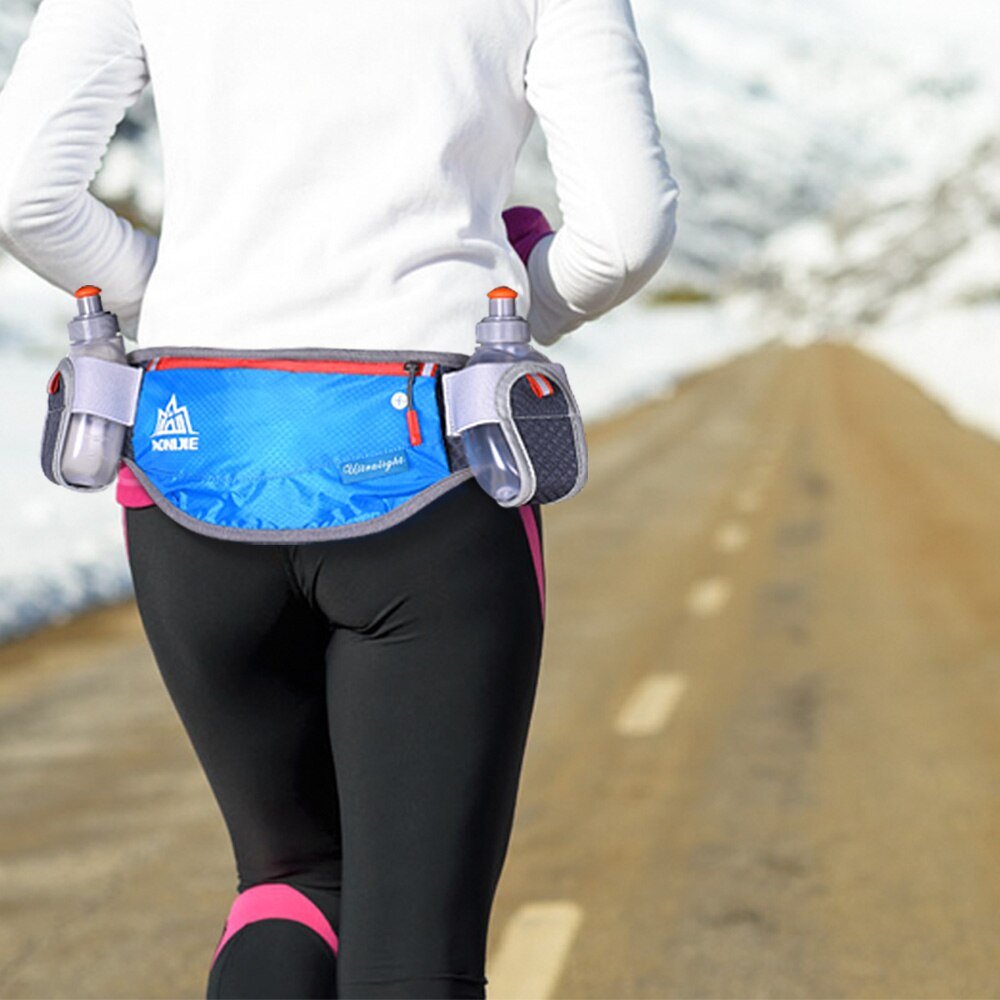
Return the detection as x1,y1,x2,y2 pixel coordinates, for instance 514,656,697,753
123,478,545,999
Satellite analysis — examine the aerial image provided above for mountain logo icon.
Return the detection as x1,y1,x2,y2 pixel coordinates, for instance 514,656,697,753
153,394,197,436
150,394,200,452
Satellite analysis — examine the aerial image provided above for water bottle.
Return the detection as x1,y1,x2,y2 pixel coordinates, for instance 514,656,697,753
461,286,548,504
60,285,131,487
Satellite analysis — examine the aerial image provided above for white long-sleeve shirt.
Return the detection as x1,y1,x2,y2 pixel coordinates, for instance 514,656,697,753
0,0,678,353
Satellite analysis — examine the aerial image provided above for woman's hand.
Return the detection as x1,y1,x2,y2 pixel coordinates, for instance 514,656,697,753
502,206,555,266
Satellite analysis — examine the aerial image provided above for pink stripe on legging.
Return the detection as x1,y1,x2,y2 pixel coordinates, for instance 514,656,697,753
518,505,545,621
211,883,339,965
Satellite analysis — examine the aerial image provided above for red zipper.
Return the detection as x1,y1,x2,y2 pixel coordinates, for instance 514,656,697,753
145,356,437,446
403,361,423,446
148,357,438,377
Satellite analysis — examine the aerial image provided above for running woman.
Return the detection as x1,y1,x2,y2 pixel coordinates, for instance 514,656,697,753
0,1,679,996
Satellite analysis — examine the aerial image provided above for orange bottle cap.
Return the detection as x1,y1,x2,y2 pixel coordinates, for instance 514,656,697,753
487,286,518,300
75,285,102,298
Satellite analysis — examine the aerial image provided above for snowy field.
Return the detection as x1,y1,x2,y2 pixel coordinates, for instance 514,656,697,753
0,269,767,644
859,306,1000,443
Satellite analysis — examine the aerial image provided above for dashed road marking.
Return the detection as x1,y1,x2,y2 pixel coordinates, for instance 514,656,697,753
714,521,749,553
686,576,732,617
487,901,584,1000
614,673,688,737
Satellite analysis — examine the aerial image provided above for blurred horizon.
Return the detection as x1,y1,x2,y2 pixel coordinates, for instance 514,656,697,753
0,0,997,639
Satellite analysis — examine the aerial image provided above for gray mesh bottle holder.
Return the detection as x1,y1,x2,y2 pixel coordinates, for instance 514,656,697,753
442,359,588,507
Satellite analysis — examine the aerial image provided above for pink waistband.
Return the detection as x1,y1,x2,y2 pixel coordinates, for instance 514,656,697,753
116,461,156,508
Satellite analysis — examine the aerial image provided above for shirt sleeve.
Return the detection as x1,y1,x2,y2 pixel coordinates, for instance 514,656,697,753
0,0,158,339
523,0,679,346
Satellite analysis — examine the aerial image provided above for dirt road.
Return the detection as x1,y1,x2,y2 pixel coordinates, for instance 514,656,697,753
1,343,998,998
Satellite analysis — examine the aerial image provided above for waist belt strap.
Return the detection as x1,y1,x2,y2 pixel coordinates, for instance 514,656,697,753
441,360,572,438
70,355,144,426
442,362,514,437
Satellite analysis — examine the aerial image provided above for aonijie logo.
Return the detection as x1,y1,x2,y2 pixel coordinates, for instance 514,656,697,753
150,394,199,451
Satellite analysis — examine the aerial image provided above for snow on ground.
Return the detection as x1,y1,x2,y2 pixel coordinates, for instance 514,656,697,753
0,261,765,643
547,296,770,424
741,130,1000,342
1,349,132,643
859,306,1000,443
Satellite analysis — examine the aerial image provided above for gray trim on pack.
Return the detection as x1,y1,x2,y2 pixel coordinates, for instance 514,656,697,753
122,457,477,545
127,345,472,368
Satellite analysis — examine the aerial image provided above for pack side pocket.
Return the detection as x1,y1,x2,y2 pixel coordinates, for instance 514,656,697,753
39,357,90,490
494,360,588,507
40,356,143,492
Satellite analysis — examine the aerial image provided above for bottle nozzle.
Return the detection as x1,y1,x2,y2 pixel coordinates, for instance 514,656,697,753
68,284,119,343
477,286,528,344
74,284,104,317
487,286,518,319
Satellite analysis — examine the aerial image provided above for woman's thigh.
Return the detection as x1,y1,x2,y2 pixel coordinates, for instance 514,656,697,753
124,504,343,893
294,480,546,997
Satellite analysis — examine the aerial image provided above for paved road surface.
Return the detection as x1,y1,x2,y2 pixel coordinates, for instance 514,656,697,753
1,343,998,998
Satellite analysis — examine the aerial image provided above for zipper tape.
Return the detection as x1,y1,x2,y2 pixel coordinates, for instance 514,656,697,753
146,357,439,376
141,354,438,447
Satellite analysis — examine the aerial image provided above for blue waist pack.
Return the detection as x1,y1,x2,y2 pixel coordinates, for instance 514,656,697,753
122,346,474,543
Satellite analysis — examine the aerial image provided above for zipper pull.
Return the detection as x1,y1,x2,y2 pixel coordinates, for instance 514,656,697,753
403,361,423,446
